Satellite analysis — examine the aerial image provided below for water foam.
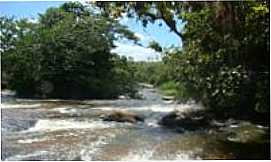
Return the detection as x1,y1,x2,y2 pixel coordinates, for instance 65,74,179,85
121,149,154,160
92,103,200,113
1,103,42,109
51,107,77,114
26,119,114,132
17,137,50,144
5,151,49,161
80,135,112,161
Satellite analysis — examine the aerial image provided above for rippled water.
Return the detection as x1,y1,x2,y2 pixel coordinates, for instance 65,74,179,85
1,87,270,160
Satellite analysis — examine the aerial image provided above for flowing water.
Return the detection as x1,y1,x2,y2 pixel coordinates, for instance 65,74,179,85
1,87,270,160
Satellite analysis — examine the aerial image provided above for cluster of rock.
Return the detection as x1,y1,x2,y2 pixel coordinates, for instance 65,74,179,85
100,109,264,143
158,111,211,131
100,110,211,131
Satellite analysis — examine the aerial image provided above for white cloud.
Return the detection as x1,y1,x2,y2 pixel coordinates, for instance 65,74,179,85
119,16,129,24
134,33,145,40
112,42,161,62
134,32,156,47
28,18,38,23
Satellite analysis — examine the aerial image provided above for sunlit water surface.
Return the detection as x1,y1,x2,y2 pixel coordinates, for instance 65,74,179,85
1,88,269,160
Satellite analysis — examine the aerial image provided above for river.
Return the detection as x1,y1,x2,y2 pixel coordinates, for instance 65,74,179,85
1,86,270,160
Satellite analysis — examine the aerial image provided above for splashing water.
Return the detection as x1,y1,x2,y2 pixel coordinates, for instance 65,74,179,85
1,88,269,160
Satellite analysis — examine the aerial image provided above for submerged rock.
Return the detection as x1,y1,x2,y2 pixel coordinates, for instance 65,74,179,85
222,121,269,144
118,95,129,99
162,96,175,101
72,156,82,161
159,111,210,130
102,111,144,123
2,119,37,132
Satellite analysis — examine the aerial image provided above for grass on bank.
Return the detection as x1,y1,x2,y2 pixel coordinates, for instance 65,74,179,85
158,81,179,97
158,81,194,102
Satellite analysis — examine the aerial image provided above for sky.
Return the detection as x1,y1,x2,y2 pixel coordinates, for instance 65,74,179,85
0,1,182,61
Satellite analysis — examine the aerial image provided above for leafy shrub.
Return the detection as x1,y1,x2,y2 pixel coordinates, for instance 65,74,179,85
158,81,178,96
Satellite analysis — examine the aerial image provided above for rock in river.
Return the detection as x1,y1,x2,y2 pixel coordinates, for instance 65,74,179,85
101,111,144,123
162,96,175,101
159,111,210,131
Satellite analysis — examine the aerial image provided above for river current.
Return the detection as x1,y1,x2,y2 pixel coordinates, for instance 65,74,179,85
1,87,270,160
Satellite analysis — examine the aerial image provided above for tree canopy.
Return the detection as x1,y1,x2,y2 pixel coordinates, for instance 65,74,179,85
1,2,139,99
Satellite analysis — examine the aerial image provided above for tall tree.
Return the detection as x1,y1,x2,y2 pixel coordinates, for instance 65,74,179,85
2,2,139,98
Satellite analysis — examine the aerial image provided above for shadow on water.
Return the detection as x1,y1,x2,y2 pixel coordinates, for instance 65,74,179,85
220,140,270,159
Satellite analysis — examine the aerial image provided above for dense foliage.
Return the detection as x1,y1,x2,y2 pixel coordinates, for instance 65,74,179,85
98,1,269,117
171,2,269,115
1,2,138,99
132,61,166,85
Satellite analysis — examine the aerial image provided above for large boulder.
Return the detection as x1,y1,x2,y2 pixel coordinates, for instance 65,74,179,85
102,111,144,123
159,111,210,131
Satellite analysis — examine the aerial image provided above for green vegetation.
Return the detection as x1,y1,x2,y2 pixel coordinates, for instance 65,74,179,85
132,61,167,86
1,2,269,122
158,81,178,97
1,2,138,99
98,1,269,121
148,41,163,52
169,2,269,117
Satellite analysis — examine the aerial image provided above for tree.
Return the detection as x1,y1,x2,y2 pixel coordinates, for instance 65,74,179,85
164,1,269,115
148,41,162,52
1,17,37,89
94,2,185,39
2,2,138,99
1,16,18,52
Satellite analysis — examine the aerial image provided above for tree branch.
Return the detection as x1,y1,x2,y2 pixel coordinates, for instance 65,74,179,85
144,10,183,39
159,10,183,39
